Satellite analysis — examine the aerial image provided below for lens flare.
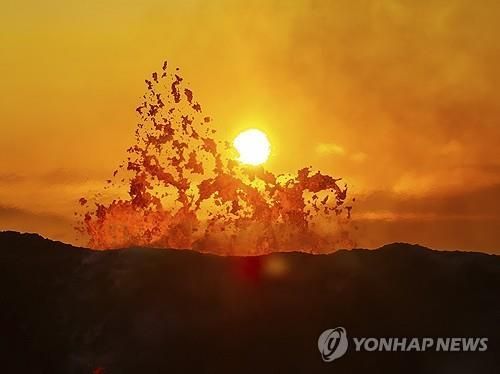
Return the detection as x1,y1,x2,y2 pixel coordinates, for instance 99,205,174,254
234,129,270,165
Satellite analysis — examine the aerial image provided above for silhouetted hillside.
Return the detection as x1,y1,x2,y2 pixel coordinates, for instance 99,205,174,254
0,231,499,373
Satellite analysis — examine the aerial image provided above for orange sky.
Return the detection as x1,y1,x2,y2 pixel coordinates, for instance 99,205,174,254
1,0,499,252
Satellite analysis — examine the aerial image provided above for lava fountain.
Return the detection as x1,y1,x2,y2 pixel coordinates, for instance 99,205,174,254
78,62,354,254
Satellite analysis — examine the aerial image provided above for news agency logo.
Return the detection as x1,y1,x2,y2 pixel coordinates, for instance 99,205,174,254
318,327,488,363
317,327,348,362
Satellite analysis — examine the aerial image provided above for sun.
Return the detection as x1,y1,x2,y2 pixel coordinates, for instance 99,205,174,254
233,129,271,166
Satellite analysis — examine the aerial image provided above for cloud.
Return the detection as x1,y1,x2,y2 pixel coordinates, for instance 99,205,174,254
0,204,77,245
316,143,345,155
37,168,107,185
351,184,500,252
350,152,367,163
439,140,463,155
0,169,109,186
357,184,500,217
352,215,500,254
0,173,24,183
316,143,368,162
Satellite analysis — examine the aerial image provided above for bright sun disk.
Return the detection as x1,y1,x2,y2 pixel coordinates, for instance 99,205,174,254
233,129,271,165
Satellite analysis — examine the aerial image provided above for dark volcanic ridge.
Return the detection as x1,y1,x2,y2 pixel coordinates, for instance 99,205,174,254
0,230,499,374
2,230,498,256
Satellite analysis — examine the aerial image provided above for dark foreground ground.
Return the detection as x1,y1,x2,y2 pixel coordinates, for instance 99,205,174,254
0,231,499,373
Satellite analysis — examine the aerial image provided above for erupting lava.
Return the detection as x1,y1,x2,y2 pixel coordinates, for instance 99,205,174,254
78,62,354,254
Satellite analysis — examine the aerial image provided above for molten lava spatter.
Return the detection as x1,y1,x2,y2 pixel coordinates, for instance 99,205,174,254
78,62,353,254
